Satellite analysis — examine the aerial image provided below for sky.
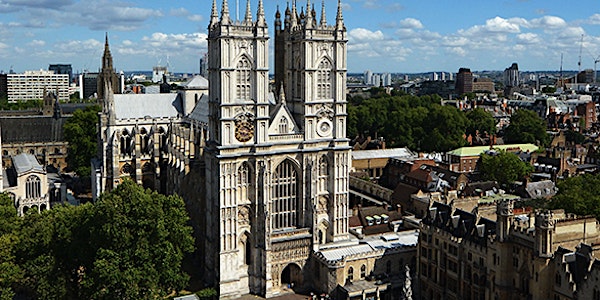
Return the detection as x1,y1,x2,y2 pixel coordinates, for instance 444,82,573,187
1,0,600,74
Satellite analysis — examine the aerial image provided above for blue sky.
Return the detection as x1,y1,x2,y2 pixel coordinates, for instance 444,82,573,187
1,0,600,74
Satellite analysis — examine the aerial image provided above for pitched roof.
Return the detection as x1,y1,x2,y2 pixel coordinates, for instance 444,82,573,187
12,153,44,175
352,148,417,160
447,144,538,157
0,116,67,143
113,94,183,119
180,75,208,89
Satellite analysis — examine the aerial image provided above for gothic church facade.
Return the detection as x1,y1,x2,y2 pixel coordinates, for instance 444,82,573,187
204,0,349,297
95,0,351,298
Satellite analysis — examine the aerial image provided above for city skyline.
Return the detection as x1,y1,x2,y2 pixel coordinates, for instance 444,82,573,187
1,0,600,74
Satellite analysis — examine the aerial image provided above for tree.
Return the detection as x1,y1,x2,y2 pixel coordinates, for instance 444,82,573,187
550,174,600,220
479,150,534,186
63,105,101,177
0,194,23,300
13,181,195,299
80,180,195,299
466,108,496,137
503,109,550,146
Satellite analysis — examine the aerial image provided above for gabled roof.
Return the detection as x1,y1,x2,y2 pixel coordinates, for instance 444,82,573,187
0,116,67,143
12,153,44,175
352,148,417,160
180,75,208,90
187,94,209,123
113,94,183,119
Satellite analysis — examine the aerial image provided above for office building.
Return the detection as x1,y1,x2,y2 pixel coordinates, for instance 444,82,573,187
455,68,473,96
6,70,69,102
48,64,73,83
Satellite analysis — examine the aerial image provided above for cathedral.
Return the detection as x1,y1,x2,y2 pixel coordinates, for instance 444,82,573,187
95,0,352,298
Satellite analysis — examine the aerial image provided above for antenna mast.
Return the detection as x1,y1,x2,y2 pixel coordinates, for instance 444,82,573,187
577,34,584,87
560,53,564,88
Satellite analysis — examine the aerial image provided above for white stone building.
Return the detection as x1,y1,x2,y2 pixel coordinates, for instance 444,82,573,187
95,0,356,298
7,70,69,102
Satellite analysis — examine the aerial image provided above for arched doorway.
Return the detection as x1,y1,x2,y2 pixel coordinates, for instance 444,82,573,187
281,263,302,288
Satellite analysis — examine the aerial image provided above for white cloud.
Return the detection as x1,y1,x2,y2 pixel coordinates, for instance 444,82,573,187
348,28,384,42
516,33,541,45
399,18,423,29
461,16,521,36
187,14,203,22
529,16,567,29
27,39,45,47
590,14,600,25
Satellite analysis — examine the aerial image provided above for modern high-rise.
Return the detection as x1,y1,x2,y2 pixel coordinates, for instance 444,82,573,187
455,68,473,96
6,70,69,102
364,70,373,85
504,63,519,87
79,72,99,99
48,64,73,83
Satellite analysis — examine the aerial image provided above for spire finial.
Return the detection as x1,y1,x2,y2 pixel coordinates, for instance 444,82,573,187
221,0,231,25
290,0,298,28
279,85,286,104
210,0,219,26
305,0,313,28
320,0,326,26
336,0,344,29
257,0,266,26
244,0,252,25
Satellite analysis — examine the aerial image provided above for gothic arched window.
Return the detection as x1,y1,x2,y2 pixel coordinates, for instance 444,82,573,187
317,59,332,99
279,117,288,134
238,162,252,202
318,155,328,192
271,160,298,230
236,57,252,101
26,175,41,199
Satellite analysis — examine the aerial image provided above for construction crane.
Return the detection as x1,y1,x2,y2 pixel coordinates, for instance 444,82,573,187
595,55,600,84
577,34,584,86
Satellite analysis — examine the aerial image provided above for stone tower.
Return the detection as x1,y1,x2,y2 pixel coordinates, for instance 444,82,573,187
204,0,350,298
97,34,119,100
496,199,514,242
535,211,554,257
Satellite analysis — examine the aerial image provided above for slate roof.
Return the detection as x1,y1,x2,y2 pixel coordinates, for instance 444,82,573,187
352,148,417,160
180,75,208,89
0,116,67,143
113,94,183,119
12,153,44,175
423,202,496,246
188,94,209,123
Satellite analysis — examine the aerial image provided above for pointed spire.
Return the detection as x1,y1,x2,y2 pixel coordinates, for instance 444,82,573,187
336,0,344,29
102,32,113,71
221,0,231,25
243,0,252,25
305,0,313,28
290,0,298,28
320,0,326,26
279,85,286,105
257,0,266,27
210,0,219,27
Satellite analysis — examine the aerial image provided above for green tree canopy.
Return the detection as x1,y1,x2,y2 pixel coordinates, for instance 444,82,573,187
549,174,600,220
503,109,550,147
7,181,195,299
63,105,101,177
0,194,23,300
465,108,496,137
347,93,468,152
479,149,534,186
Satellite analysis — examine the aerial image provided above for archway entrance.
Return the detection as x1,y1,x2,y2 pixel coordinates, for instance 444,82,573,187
281,264,302,288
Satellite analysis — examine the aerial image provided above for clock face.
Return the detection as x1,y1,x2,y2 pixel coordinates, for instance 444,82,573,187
316,119,332,137
235,120,254,142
